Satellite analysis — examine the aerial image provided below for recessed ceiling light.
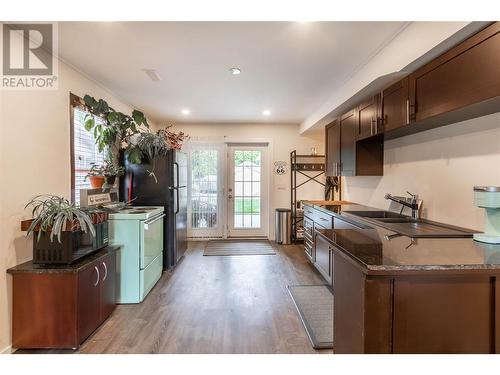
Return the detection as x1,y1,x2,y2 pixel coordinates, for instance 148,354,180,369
229,67,241,75
262,110,271,116
181,108,190,115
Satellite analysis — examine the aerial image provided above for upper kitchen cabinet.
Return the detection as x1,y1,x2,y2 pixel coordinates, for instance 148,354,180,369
356,94,382,140
403,22,500,137
325,110,383,177
325,119,340,176
380,77,409,136
339,110,357,176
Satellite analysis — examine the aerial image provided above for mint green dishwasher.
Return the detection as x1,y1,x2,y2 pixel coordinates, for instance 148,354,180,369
108,206,165,303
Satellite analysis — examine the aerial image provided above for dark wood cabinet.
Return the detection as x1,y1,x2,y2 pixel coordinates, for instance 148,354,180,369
339,110,356,176
99,254,116,324
380,77,409,134
314,232,332,285
409,22,500,128
303,216,314,261
77,262,102,344
8,248,117,349
325,120,340,176
356,94,381,140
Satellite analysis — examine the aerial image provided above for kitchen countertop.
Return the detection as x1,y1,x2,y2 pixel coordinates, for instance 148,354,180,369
7,245,120,274
304,201,500,274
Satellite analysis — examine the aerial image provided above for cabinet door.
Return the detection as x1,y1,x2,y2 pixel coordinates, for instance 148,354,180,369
356,95,380,140
409,23,500,123
303,216,314,261
381,77,409,132
325,120,340,176
339,110,356,176
99,251,116,324
314,233,332,284
77,262,101,343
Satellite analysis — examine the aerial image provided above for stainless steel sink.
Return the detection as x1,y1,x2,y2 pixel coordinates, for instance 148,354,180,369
342,210,475,238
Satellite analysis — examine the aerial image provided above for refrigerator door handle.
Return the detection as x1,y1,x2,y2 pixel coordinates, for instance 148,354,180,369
174,162,180,189
175,187,180,214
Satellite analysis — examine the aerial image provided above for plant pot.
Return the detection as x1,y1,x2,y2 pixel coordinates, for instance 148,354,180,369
105,175,116,187
89,175,105,188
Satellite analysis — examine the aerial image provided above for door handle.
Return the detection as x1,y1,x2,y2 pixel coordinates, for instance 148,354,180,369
406,99,410,125
93,266,100,287
228,194,233,199
102,262,108,281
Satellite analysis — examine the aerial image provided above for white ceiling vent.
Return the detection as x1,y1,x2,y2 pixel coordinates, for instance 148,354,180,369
143,69,161,82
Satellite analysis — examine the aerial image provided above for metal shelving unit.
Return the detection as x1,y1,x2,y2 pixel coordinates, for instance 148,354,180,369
290,150,326,244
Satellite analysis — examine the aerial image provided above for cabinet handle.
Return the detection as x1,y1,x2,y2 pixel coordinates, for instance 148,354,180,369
93,266,100,287
371,117,376,135
102,262,108,281
406,99,410,125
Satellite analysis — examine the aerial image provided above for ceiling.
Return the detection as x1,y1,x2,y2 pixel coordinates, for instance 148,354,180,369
58,22,408,124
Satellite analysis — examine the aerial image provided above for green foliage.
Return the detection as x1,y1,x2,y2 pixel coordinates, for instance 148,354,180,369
83,94,149,158
234,151,260,166
234,198,261,214
191,150,217,179
85,160,125,178
25,195,96,243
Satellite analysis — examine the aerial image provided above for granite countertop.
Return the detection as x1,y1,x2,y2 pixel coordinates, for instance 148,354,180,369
304,201,500,274
7,245,120,274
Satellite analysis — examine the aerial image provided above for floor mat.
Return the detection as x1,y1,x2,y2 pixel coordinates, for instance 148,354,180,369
288,285,333,349
203,240,276,256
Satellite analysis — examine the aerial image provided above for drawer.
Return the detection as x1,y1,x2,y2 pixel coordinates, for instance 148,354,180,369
304,206,333,229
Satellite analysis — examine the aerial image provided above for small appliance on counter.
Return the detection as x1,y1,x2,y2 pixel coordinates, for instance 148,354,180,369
80,188,165,303
473,186,500,244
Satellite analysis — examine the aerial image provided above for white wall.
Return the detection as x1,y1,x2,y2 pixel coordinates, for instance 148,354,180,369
300,21,479,133
342,112,500,231
0,56,144,353
162,123,325,239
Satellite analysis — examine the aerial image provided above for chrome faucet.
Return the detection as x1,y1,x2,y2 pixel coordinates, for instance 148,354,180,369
384,191,420,219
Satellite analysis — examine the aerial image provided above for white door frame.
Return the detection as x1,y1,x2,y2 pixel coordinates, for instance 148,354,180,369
187,137,273,240
225,143,270,238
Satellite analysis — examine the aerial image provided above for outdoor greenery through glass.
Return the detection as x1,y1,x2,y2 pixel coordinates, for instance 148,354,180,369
191,149,218,229
233,150,261,228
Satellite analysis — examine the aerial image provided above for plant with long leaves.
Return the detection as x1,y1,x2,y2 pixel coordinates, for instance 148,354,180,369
25,195,96,243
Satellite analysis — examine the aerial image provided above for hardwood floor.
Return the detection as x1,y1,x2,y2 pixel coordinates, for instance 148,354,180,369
18,241,331,354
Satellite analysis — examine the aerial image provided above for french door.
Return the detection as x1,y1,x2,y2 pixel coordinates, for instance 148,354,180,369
227,145,269,238
187,143,224,238
188,142,269,238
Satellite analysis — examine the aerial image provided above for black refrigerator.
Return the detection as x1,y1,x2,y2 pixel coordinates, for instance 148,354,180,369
120,149,188,270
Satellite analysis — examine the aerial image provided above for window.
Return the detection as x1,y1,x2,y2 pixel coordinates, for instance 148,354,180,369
70,93,105,204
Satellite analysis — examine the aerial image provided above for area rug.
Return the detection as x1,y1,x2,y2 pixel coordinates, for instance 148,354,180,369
288,285,334,349
203,240,276,256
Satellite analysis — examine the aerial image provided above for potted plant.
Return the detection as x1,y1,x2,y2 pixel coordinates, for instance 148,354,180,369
21,195,109,264
86,162,107,188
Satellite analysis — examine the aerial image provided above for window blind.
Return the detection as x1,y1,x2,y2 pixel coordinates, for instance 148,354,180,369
72,106,105,204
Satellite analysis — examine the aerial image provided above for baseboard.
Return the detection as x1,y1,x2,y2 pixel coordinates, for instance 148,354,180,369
1,345,13,354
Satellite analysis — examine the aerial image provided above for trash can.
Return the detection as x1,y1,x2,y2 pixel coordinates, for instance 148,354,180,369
275,208,292,245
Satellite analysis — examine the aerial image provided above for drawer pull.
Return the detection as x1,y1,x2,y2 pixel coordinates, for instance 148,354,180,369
93,266,100,287
102,262,108,281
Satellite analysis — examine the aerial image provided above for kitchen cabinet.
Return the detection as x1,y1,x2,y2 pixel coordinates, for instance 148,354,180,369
303,216,314,261
325,119,340,176
356,94,381,140
408,22,500,129
314,232,333,285
380,77,409,134
339,110,356,176
303,204,335,284
8,247,118,349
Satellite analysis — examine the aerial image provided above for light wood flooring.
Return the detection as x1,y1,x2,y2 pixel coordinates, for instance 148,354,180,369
18,241,331,354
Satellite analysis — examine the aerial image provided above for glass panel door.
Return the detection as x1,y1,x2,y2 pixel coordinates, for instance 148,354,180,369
228,145,268,237
187,143,223,238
